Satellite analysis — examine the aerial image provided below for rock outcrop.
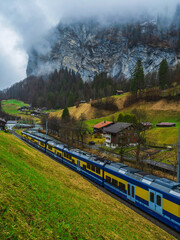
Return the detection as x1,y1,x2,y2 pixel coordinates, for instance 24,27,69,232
27,21,177,81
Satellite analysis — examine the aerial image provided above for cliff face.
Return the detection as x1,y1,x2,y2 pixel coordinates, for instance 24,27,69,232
26,21,177,81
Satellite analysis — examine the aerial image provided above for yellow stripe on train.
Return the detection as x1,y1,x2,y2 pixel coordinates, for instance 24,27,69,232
135,186,149,201
163,199,180,218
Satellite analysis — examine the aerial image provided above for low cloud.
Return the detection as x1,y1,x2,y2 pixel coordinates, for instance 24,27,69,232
0,0,179,90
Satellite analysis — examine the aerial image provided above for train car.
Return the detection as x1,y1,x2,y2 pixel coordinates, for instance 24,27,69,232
103,162,180,232
20,130,180,232
46,141,106,185
21,131,51,152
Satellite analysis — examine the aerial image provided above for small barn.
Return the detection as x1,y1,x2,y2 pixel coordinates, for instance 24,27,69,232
156,122,176,127
0,118,6,130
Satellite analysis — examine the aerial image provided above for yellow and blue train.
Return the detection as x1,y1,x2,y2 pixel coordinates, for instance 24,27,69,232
21,130,180,232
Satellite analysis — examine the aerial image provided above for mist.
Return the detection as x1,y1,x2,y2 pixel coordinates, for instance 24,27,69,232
0,0,179,90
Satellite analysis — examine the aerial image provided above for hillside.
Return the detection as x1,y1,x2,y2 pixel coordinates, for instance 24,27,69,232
1,99,40,123
50,94,180,124
0,132,175,240
1,99,29,115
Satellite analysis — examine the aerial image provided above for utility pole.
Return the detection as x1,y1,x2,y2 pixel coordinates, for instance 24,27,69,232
46,119,48,136
177,122,180,183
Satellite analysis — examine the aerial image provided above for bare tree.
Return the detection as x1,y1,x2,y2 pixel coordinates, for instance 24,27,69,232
131,108,147,164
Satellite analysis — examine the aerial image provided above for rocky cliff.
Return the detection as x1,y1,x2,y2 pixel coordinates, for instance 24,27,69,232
27,20,178,81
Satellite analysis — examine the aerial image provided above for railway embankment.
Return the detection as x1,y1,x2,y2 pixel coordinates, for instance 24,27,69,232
0,131,176,240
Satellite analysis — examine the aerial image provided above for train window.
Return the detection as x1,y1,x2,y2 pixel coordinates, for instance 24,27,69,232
119,182,126,192
132,186,135,198
48,145,52,150
57,152,61,157
157,195,161,206
128,184,130,195
112,179,118,188
150,192,154,203
91,165,96,172
106,176,111,184
40,142,45,147
87,163,91,169
72,160,75,165
83,165,86,170
96,167,100,174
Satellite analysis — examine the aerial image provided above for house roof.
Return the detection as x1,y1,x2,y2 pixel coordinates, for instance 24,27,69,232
116,90,124,93
0,118,6,123
93,121,113,129
156,122,176,126
103,122,132,134
141,122,153,126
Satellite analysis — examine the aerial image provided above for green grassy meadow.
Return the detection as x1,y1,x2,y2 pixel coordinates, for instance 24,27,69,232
1,99,29,115
0,132,175,240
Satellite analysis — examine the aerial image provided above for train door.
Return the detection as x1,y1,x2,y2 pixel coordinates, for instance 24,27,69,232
149,189,156,211
155,192,163,214
127,183,135,202
149,190,163,215
77,159,81,171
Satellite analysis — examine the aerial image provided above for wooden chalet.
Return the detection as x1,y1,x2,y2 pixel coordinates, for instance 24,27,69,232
156,122,176,127
0,118,6,130
93,121,113,133
116,90,124,95
141,122,153,129
103,122,137,148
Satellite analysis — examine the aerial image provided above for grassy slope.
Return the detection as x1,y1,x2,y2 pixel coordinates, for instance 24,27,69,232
1,99,41,123
145,127,178,145
1,99,29,115
0,132,174,240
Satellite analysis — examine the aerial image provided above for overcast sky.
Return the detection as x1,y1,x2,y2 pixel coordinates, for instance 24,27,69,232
0,0,179,90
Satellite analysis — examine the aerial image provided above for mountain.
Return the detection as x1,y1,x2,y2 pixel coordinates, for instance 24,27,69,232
26,18,179,81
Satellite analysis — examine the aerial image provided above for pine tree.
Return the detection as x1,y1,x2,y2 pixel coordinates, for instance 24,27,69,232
131,59,144,95
159,59,169,90
62,107,70,121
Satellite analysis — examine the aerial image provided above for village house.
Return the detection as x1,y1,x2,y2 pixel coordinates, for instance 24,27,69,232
141,122,153,130
156,122,176,127
93,121,113,134
103,122,137,148
0,118,6,130
116,90,124,95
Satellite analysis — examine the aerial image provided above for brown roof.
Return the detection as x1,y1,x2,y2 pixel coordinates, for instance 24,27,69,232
93,121,113,129
156,122,176,127
103,122,132,134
